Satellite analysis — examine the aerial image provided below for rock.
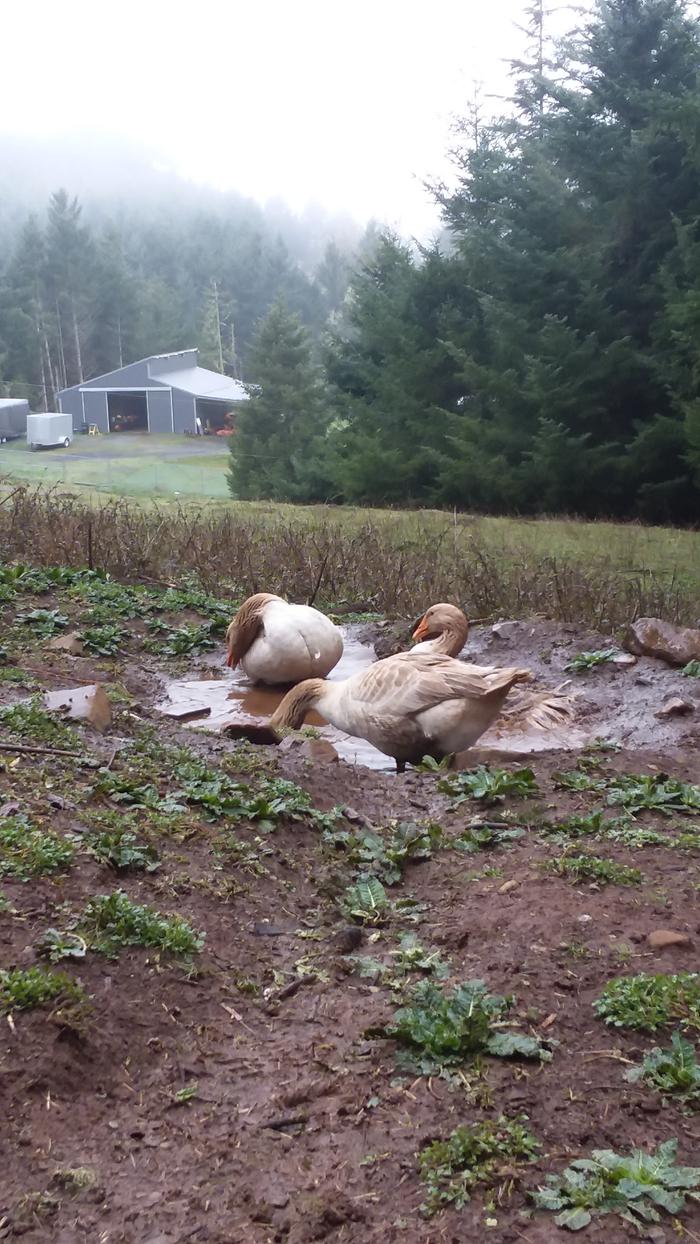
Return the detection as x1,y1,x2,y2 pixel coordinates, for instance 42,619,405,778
159,703,211,722
647,929,691,949
222,721,278,745
624,617,700,666
332,926,363,954
46,632,85,656
491,621,520,641
655,697,694,719
611,653,637,666
498,879,519,895
278,736,338,763
43,683,112,732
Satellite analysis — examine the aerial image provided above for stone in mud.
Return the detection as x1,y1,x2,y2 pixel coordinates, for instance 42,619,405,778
623,617,700,666
43,683,112,732
491,621,520,641
655,697,694,719
46,632,85,656
278,735,338,763
373,622,413,660
332,926,363,953
647,929,691,949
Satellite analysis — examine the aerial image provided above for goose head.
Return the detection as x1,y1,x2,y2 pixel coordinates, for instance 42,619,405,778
412,603,469,657
270,679,326,731
226,592,282,668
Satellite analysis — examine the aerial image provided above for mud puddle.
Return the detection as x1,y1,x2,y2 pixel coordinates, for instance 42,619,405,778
155,627,585,769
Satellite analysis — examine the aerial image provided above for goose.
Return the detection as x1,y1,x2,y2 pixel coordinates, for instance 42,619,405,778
225,593,343,685
270,651,532,772
411,602,574,732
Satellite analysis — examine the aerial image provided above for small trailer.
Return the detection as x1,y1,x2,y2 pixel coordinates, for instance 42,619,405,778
0,398,29,442
26,412,74,451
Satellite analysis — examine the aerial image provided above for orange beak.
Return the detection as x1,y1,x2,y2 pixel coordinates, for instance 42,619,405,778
226,649,238,669
412,616,430,642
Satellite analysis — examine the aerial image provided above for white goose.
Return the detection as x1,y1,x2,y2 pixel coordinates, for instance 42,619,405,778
225,593,343,686
270,651,532,772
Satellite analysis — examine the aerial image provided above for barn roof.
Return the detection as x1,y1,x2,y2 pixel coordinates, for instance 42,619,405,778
151,364,248,403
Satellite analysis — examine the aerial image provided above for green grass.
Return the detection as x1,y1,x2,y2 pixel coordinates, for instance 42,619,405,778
0,699,79,748
0,816,75,879
544,853,643,886
78,891,205,958
0,966,85,1012
594,973,700,1032
419,1116,539,1216
0,435,231,498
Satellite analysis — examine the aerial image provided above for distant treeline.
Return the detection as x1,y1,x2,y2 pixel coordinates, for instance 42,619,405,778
0,184,369,406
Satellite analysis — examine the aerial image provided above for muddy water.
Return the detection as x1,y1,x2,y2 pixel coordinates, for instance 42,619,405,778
155,626,584,771
156,631,393,769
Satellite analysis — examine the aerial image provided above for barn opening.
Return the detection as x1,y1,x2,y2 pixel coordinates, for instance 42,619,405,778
108,392,148,433
197,399,235,436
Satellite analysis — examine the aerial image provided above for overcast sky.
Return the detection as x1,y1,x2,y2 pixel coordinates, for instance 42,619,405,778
4,0,577,236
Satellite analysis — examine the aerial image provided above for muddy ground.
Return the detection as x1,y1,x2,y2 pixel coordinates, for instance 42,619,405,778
1,575,700,1243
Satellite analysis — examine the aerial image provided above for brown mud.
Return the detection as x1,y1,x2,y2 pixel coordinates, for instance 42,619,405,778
2,593,700,1243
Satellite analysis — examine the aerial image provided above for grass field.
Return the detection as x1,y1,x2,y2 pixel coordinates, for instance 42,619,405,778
0,435,231,498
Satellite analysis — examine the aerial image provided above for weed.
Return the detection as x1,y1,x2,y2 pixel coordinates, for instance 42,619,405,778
564,648,619,673
381,979,552,1074
607,773,700,816
144,621,217,656
419,1116,539,1216
682,660,700,677
51,1167,97,1193
352,933,451,988
16,607,68,637
455,823,525,852
36,929,88,963
625,1031,700,1105
342,876,389,924
0,698,78,748
331,821,442,885
0,666,36,686
553,770,607,792
561,941,591,960
531,1138,700,1232
79,891,204,958
544,854,643,886
438,766,539,805
85,828,160,872
80,624,125,656
594,972,700,1032
172,1082,198,1105
0,815,75,879
0,966,85,1012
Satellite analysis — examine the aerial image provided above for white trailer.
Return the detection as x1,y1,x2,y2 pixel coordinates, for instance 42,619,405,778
26,412,73,451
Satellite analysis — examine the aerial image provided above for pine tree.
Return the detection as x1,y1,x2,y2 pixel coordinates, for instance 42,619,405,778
228,302,332,501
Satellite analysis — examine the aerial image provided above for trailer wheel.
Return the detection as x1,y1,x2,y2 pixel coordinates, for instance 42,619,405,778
63,437,71,448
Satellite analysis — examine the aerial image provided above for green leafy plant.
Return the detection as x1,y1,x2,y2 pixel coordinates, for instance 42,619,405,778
0,815,75,879
78,891,204,958
439,766,539,805
553,770,608,793
36,929,88,963
564,648,618,673
382,979,551,1074
80,624,125,656
594,973,700,1032
625,1031,700,1105
419,1116,539,1216
455,823,525,853
607,773,700,816
531,1139,700,1232
16,607,69,637
172,1082,198,1105
342,876,389,923
0,966,85,1013
681,660,700,678
544,853,642,886
85,828,160,872
0,699,78,748
144,621,218,656
337,821,442,885
352,933,451,988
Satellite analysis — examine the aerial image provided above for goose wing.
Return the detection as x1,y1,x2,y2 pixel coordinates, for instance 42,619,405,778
347,653,530,719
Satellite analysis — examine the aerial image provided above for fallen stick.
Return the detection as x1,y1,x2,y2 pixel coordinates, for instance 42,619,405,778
260,1114,308,1132
0,741,88,759
275,973,318,1002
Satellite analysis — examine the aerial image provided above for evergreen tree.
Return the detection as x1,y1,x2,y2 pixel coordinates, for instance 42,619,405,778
228,302,332,501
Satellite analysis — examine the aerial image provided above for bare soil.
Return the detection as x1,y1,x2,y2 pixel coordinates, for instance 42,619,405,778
2,588,700,1243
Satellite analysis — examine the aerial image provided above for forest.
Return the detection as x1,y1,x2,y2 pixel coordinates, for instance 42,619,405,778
3,0,700,522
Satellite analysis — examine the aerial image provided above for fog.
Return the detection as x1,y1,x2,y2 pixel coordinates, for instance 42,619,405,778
2,0,576,238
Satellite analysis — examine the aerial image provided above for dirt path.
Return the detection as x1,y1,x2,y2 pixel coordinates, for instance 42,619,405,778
2,578,700,1243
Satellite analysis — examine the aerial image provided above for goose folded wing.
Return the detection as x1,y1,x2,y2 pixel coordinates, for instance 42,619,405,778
351,653,530,718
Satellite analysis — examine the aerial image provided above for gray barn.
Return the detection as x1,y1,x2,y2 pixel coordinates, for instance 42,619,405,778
57,350,249,435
